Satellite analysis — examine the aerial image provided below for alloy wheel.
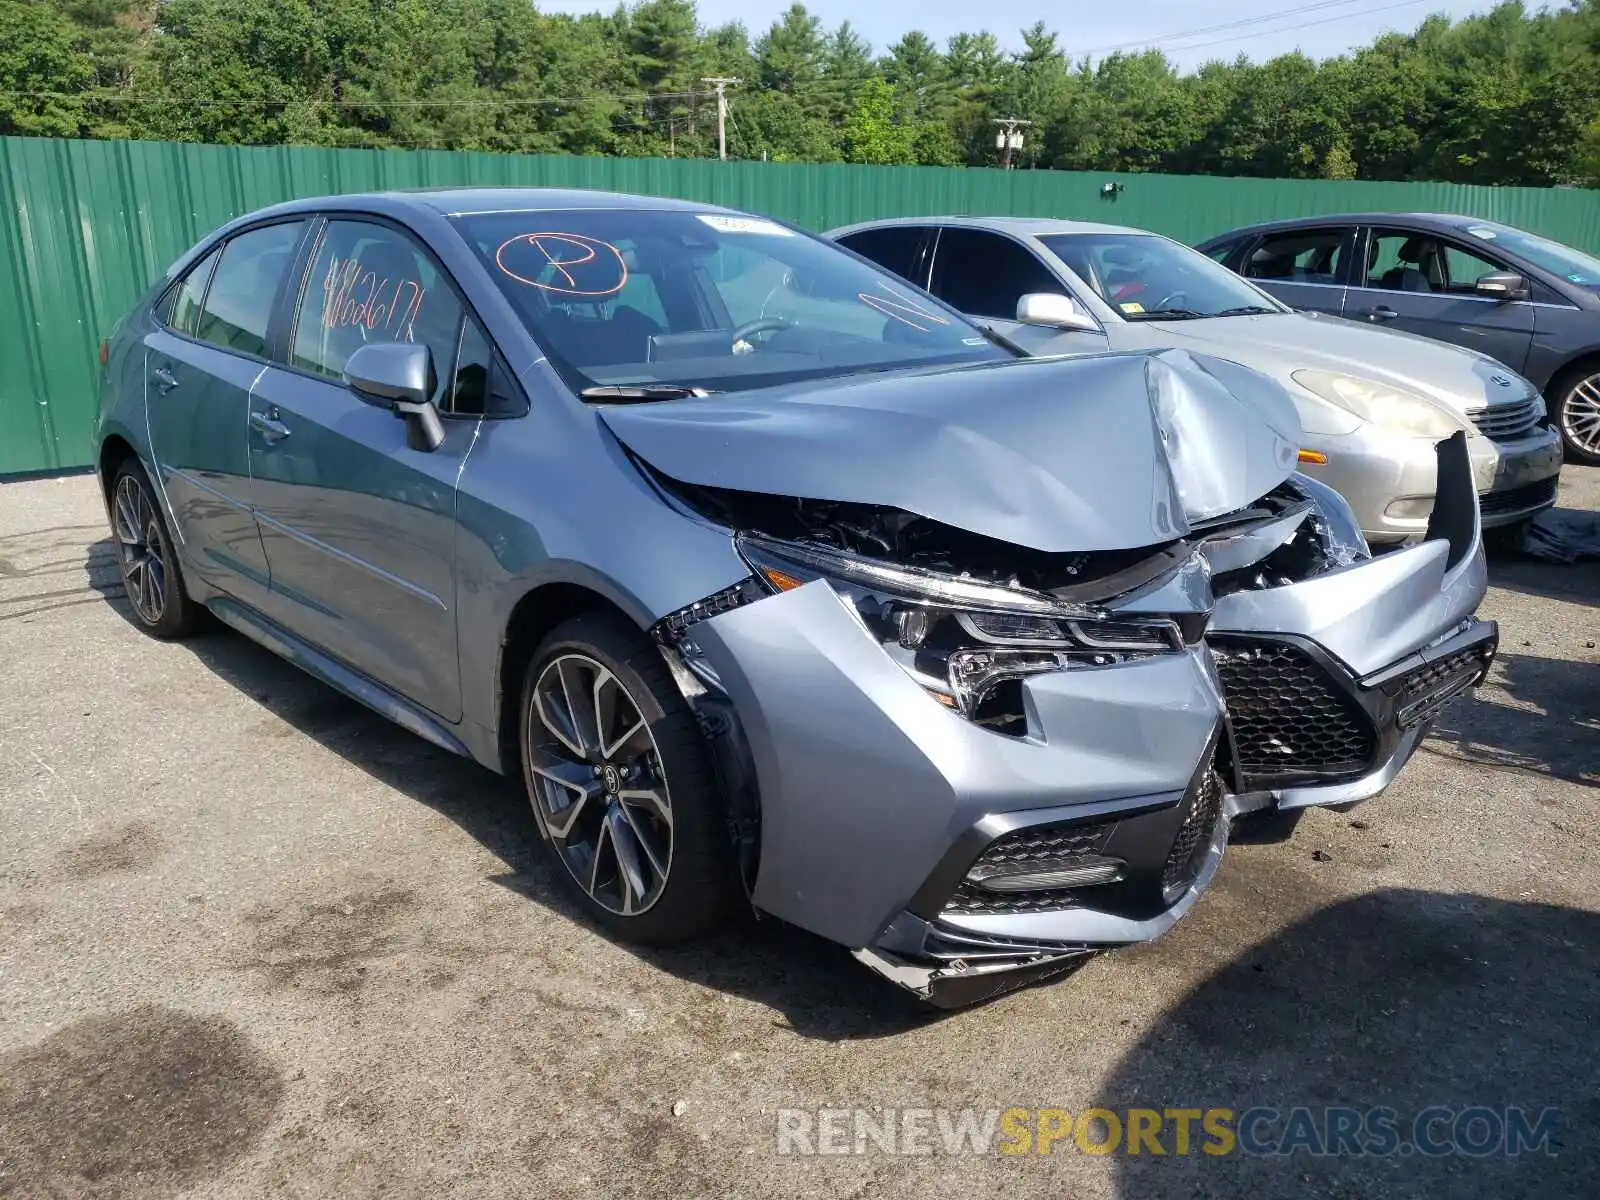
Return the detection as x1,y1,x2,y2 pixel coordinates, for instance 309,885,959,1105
1563,375,1600,459
525,653,674,916
112,473,168,624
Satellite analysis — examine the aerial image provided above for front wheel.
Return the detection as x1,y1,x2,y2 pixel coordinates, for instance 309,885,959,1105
518,613,739,944
108,461,206,638
1551,367,1600,465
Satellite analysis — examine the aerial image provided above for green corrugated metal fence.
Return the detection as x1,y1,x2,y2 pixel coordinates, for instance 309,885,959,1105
5,134,1600,475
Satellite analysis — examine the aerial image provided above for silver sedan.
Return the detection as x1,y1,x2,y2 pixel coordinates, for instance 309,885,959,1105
830,216,1564,545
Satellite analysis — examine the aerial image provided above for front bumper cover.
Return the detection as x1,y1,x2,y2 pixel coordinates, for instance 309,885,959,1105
688,435,1493,1005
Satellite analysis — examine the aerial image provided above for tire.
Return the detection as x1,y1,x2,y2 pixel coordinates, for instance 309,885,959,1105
1549,365,1600,466
518,612,739,945
108,460,207,639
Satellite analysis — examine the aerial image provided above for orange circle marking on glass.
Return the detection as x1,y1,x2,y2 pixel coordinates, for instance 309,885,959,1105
495,233,629,297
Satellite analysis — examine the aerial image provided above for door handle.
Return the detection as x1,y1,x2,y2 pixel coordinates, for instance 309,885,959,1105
152,365,179,393
1367,305,1399,322
249,409,292,443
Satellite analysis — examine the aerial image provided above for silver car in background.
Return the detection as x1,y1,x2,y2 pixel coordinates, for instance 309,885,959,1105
96,189,1496,1008
830,216,1564,545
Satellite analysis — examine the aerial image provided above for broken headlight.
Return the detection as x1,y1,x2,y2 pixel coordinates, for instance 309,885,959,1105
737,534,1183,736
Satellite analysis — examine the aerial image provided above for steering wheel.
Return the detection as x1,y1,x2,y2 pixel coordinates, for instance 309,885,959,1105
1151,290,1190,312
730,317,793,350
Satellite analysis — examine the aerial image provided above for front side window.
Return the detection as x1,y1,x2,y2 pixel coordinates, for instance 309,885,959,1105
195,222,305,356
1455,221,1600,293
1039,232,1285,321
1243,229,1350,284
1364,231,1505,295
451,209,1002,395
167,247,220,335
292,220,464,406
929,228,1064,320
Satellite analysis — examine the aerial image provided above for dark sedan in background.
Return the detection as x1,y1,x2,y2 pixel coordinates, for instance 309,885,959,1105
1199,213,1600,464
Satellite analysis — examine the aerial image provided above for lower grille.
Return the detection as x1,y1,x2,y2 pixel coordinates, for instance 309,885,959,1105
1468,398,1540,442
1376,643,1494,728
1161,769,1223,900
1212,639,1377,786
943,821,1110,915
1480,476,1558,517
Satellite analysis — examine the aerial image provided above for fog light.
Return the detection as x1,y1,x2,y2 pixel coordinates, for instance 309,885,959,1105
967,856,1126,892
1384,496,1435,520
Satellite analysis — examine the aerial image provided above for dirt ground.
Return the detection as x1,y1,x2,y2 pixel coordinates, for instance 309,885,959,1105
1,469,1596,1199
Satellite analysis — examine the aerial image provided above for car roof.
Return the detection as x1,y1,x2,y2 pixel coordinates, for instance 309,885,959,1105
831,215,1152,239
237,186,735,222
1197,212,1512,243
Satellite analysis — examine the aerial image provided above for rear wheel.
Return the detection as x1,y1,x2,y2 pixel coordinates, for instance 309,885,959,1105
109,461,206,639
518,613,738,944
1550,366,1600,465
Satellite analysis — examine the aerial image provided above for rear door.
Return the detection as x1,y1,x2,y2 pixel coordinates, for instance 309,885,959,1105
925,226,1106,356
1344,227,1535,371
245,217,476,721
143,221,308,607
1236,225,1355,315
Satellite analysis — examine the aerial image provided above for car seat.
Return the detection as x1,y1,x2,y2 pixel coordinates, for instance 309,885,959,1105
1378,238,1438,293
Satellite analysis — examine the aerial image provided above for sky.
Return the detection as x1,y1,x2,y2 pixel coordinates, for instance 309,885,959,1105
536,0,1509,71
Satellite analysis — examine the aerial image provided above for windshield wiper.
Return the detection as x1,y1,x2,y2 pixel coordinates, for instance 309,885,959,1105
1122,308,1207,321
977,324,1028,356
1212,305,1279,317
578,384,711,403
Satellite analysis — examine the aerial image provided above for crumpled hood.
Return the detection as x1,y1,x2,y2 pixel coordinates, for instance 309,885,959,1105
1118,311,1535,413
600,349,1301,553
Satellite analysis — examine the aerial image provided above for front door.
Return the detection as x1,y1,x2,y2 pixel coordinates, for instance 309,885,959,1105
144,221,308,607
245,217,473,721
1345,228,1535,372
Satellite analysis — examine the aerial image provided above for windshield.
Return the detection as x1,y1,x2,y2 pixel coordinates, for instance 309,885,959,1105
1038,232,1285,321
1458,222,1600,293
451,209,1005,394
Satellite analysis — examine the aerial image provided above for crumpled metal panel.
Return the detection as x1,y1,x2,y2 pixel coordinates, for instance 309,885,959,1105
602,349,1301,554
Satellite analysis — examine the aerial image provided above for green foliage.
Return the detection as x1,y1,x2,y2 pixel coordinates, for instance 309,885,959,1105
1,0,1598,186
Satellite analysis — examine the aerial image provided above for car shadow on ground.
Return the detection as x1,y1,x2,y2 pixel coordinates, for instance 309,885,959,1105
1100,890,1600,1198
1423,651,1599,790
87,547,937,1039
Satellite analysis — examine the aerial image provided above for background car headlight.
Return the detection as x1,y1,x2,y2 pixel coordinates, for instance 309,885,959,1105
1291,370,1467,438
737,534,1182,736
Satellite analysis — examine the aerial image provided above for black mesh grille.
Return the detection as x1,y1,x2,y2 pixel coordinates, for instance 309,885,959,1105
942,821,1110,916
1479,477,1558,517
1212,639,1377,784
1381,643,1493,728
1162,769,1223,899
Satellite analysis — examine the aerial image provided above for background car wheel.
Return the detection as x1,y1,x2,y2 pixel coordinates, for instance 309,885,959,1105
519,612,739,945
1550,365,1600,465
108,461,206,639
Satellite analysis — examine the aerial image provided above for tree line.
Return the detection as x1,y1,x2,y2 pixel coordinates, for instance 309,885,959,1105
2,0,1599,186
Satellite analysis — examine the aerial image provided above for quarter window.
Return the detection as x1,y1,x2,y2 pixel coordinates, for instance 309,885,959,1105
292,220,464,405
930,229,1063,321
194,222,305,357
167,247,220,335
1243,229,1350,284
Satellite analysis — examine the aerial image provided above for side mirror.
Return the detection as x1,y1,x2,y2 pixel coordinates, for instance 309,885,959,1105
1016,292,1098,333
1474,271,1528,302
344,342,445,452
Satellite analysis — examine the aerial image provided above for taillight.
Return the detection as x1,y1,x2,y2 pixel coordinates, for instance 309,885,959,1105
98,341,109,367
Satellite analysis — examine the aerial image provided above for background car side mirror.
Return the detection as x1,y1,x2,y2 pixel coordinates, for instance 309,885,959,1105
1016,292,1098,333
1474,271,1529,302
345,342,445,452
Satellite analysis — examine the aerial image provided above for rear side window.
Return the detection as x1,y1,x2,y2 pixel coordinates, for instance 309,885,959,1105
195,222,306,357
837,226,928,285
1243,229,1350,284
929,228,1062,320
292,219,463,406
167,247,220,335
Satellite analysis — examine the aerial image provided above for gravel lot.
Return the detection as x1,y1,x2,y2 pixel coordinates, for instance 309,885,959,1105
1,468,1595,1199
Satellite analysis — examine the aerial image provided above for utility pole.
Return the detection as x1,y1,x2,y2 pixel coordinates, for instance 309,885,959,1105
993,117,1033,170
702,77,739,161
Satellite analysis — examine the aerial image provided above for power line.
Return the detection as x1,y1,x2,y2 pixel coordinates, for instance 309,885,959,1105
1160,0,1434,55
1074,0,1387,55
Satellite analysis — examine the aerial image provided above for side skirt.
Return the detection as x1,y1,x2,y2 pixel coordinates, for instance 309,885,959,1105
206,595,474,760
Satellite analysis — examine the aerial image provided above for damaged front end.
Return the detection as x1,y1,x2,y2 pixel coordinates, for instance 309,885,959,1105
615,351,1495,1006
